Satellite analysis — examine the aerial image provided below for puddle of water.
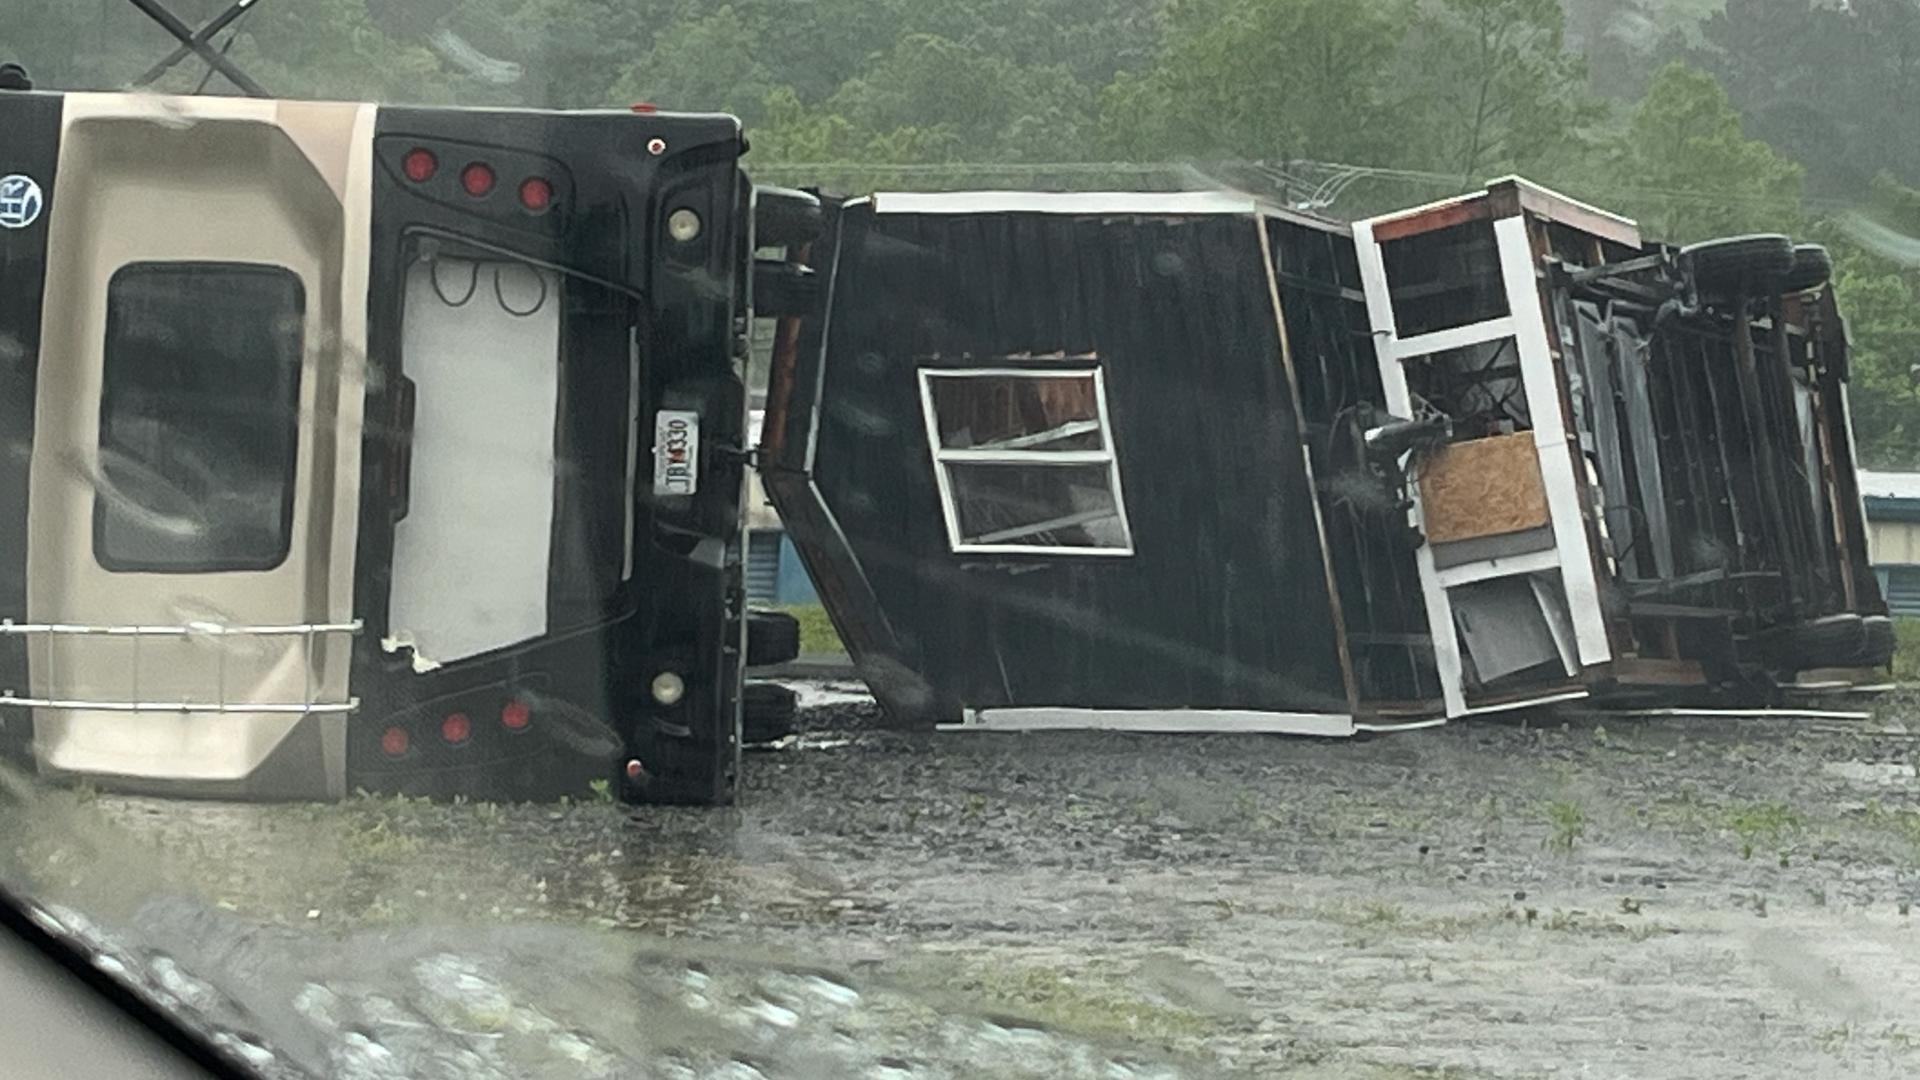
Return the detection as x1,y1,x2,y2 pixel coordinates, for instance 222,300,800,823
1821,761,1917,787
794,682,873,709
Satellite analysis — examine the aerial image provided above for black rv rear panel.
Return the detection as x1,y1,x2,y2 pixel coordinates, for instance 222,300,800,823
0,90,60,752
352,107,749,801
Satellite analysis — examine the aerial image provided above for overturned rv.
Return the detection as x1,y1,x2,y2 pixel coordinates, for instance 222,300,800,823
760,180,1889,733
0,84,815,803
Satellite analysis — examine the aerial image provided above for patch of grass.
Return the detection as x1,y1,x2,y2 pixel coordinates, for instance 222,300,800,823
339,815,424,862
1852,799,1920,853
777,603,845,656
588,778,614,804
1355,900,1405,926
1726,801,1802,862
948,961,1216,1042
1543,800,1586,854
1895,618,1920,683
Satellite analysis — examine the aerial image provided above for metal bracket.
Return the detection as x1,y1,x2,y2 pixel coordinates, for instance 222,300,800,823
123,0,270,97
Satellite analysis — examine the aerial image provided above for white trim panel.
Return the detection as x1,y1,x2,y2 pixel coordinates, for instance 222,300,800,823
1353,219,1466,716
874,191,1260,217
943,708,1356,736
1386,316,1517,363
1459,688,1590,716
1433,547,1563,588
1483,175,1640,229
1493,216,1610,666
1354,717,1449,733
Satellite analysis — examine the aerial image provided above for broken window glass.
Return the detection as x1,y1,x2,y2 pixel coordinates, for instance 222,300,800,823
920,369,1132,553
946,462,1129,549
927,371,1105,452
95,261,305,572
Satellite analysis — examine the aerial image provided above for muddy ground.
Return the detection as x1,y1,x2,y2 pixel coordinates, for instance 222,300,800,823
10,688,1920,1079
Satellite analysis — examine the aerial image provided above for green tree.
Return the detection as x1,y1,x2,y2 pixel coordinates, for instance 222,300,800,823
608,5,777,123
1830,241,1920,468
1601,61,1803,243
1098,0,1411,165
819,32,1095,162
1396,0,1599,185
1688,0,1920,199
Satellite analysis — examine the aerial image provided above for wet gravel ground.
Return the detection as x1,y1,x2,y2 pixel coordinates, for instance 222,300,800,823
11,686,1920,1079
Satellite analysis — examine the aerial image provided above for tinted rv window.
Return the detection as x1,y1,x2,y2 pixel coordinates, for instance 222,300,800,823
921,369,1133,554
95,262,305,572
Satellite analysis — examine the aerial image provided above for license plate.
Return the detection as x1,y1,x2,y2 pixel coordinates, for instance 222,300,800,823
653,409,700,496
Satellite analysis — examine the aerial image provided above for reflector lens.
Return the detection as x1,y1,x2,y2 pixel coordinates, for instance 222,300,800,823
442,712,472,744
380,727,409,756
666,207,702,243
651,671,686,706
403,148,437,183
460,162,495,197
501,699,531,730
518,176,553,212
625,759,646,780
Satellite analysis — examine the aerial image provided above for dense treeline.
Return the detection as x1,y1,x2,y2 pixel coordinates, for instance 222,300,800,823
3,0,1918,463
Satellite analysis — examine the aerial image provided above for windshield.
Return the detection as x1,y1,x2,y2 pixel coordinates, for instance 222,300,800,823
4,2,1920,1078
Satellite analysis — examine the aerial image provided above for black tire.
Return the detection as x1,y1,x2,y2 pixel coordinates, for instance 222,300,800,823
746,608,801,668
754,185,824,250
1680,234,1794,297
1778,243,1832,295
743,682,798,744
1776,613,1868,670
752,259,818,318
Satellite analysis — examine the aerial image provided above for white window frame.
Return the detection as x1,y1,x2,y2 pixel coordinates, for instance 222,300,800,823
917,366,1135,556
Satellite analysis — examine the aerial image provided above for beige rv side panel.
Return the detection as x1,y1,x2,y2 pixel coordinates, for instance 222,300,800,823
25,95,373,797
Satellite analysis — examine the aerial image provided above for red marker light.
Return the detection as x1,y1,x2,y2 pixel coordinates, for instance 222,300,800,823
441,712,472,744
630,102,658,113
518,176,553,213
500,699,531,730
624,759,646,781
460,162,495,197
402,148,437,183
380,726,409,756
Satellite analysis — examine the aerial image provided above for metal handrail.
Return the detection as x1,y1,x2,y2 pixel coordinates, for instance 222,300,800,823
0,617,363,716
0,619,362,636
0,695,358,715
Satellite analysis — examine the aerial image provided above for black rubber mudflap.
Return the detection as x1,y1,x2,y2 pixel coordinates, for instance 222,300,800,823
743,682,798,744
747,609,801,668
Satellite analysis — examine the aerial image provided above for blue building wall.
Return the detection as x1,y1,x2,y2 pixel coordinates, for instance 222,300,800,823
746,528,819,606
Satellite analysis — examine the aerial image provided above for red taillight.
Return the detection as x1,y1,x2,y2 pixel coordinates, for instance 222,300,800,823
460,162,495,197
500,699,530,730
441,712,472,744
402,148,437,183
630,101,657,113
518,176,553,213
380,727,409,757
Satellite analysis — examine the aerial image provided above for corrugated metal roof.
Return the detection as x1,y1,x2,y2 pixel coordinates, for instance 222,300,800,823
1858,470,1920,501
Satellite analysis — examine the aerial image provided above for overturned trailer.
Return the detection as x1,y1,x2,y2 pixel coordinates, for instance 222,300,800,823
760,180,1889,733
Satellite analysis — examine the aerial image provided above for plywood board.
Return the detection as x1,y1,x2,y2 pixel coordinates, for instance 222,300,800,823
1419,432,1551,544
